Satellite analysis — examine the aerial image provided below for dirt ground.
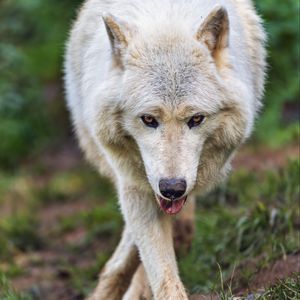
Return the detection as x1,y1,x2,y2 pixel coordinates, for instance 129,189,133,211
2,141,300,300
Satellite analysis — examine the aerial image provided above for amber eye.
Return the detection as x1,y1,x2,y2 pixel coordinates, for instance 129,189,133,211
187,114,205,129
141,114,159,128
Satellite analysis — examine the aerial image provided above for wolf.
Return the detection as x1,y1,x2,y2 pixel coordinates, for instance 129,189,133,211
64,0,266,299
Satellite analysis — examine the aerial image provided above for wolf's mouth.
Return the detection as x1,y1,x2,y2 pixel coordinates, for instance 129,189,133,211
157,195,187,215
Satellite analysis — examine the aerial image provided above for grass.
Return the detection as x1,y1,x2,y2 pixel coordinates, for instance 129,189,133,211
217,274,300,300
0,272,32,300
0,214,43,255
0,151,299,298
178,159,300,294
258,275,300,300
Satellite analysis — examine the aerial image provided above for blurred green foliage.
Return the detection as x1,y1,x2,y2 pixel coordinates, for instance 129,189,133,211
0,0,81,168
254,0,299,145
0,214,43,255
0,0,299,168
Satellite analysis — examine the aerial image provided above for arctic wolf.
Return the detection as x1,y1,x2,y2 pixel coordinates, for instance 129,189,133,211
64,0,266,299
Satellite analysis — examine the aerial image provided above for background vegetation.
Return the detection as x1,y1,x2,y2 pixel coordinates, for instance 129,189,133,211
0,0,299,299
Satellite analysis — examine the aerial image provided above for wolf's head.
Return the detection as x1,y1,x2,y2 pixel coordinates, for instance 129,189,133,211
102,6,251,214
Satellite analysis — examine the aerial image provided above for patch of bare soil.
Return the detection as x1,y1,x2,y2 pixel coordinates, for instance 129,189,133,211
39,141,83,173
11,196,116,300
236,253,300,295
38,201,90,235
191,253,300,299
233,143,299,171
233,144,300,171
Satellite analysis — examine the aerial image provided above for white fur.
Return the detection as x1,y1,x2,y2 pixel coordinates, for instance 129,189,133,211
64,0,266,299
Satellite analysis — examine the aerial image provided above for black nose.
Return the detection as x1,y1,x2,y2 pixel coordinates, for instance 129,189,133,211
159,178,187,200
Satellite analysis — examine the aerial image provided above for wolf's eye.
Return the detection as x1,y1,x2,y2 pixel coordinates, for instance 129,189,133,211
187,114,205,129
141,114,159,128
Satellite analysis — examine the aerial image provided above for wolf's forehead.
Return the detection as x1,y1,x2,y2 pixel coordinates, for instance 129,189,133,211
127,30,212,101
125,39,222,112
146,59,200,100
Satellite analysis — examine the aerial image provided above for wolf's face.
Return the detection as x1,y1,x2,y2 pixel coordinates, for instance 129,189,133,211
124,105,213,214
103,6,248,214
121,45,228,214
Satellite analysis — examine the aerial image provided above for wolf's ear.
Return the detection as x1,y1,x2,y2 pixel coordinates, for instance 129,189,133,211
196,6,229,57
102,13,134,66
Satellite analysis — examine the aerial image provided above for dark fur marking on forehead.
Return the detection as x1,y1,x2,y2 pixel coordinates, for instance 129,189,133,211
147,59,199,102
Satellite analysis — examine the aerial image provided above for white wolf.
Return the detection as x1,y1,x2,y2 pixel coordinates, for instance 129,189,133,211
64,0,266,299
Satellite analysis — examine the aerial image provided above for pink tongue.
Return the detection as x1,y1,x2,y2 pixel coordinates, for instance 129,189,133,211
159,197,186,215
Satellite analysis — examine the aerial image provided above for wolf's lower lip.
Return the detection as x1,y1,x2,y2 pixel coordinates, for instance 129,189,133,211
157,195,187,215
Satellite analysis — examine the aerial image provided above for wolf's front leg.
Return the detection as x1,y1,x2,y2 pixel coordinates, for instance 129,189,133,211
120,185,188,300
123,264,152,300
124,196,196,300
88,226,140,300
